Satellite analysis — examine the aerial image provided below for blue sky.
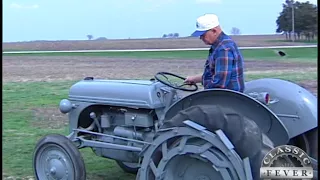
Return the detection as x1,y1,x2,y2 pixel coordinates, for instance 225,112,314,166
3,0,317,42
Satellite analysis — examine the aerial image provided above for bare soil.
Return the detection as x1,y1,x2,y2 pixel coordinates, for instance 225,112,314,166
2,56,316,83
298,80,318,96
2,35,315,51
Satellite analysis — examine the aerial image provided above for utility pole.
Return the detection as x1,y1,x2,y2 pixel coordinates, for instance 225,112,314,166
292,0,295,42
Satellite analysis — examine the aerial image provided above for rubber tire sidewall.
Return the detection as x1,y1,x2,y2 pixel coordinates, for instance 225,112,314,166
304,128,318,160
160,105,274,180
116,160,140,174
33,134,86,180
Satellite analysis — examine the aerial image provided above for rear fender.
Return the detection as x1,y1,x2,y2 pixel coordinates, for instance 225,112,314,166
244,78,317,138
164,89,290,146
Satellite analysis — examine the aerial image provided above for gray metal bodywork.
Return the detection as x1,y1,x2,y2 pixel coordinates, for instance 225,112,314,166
244,78,317,139
63,78,175,132
67,79,170,109
61,77,317,145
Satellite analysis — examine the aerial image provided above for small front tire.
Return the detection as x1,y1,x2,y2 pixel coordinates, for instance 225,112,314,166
116,160,140,174
33,134,86,180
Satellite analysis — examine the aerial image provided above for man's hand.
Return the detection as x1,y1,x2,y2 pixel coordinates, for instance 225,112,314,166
184,74,202,84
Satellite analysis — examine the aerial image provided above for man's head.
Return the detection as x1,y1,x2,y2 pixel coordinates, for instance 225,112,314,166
191,14,222,45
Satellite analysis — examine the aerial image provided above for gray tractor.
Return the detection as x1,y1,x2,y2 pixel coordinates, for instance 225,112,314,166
32,71,318,180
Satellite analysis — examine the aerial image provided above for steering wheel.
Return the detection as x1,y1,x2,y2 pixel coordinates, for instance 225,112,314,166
154,72,198,92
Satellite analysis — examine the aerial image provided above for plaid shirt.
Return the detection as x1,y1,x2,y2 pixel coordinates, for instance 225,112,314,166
202,32,245,92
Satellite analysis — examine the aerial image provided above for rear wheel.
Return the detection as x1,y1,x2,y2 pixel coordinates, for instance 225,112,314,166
290,127,318,160
33,134,86,180
137,105,274,180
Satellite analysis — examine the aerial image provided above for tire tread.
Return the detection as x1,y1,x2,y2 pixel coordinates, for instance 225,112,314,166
161,105,274,180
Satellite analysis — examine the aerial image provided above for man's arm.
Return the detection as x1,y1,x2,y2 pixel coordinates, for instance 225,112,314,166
204,48,233,89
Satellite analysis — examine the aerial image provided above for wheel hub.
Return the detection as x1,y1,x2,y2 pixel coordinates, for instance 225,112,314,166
46,157,68,179
36,145,74,180
50,167,56,175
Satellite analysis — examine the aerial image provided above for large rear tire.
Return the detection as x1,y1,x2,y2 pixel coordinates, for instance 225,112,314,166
290,127,318,160
305,128,318,160
159,105,274,180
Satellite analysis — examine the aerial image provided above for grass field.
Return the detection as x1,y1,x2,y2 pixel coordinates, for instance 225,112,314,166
2,44,318,179
3,47,317,57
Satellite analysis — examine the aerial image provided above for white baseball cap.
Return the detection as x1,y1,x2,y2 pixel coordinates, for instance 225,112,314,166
191,14,220,37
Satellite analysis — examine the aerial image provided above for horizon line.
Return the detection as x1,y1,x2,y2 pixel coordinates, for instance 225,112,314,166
3,33,285,43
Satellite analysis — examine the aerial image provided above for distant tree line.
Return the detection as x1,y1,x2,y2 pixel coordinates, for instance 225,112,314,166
276,0,317,41
86,35,108,40
230,27,241,35
86,33,181,40
162,33,179,38
87,35,93,40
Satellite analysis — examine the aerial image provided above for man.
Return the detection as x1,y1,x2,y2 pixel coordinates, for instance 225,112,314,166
185,14,245,92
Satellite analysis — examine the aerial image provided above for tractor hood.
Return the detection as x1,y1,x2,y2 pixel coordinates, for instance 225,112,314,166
67,79,166,109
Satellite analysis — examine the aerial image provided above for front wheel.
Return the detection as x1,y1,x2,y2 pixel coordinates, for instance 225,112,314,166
116,160,140,174
33,134,86,180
